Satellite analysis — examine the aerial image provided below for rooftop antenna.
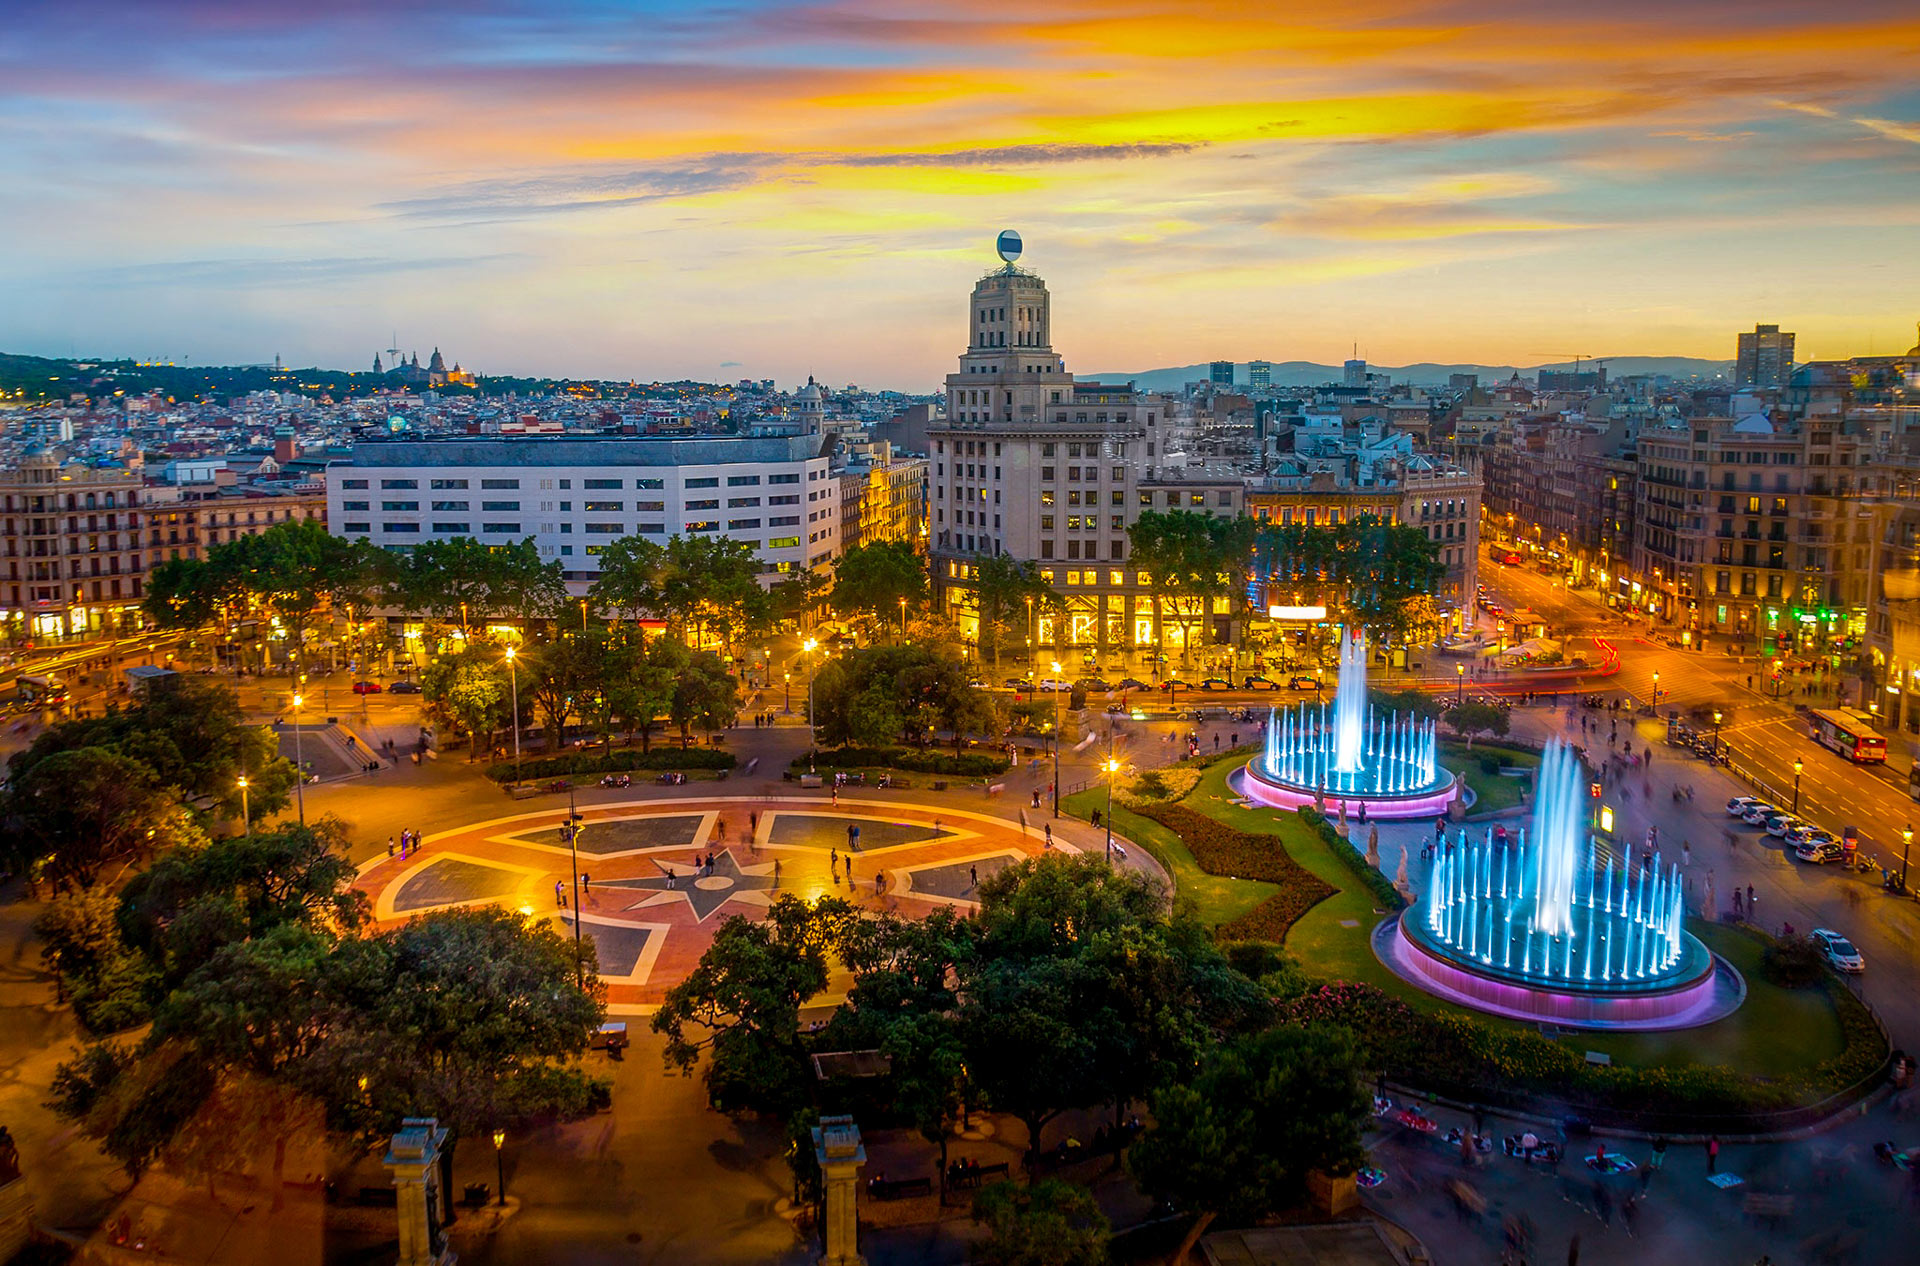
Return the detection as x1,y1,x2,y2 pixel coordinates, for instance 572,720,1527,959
384,331,402,366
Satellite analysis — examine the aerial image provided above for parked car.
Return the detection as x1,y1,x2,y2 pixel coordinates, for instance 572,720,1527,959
1198,678,1234,691
1037,678,1071,692
1727,795,1764,817
1782,822,1827,846
1794,837,1844,864
1115,677,1149,691
351,680,382,695
1810,927,1865,973
1739,801,1780,826
388,681,422,694
600,773,633,789
1765,812,1804,838
1288,675,1323,691
1242,675,1279,690
1002,677,1031,689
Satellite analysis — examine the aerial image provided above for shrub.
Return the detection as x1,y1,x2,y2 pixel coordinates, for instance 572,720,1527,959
791,746,1012,777
1298,807,1406,911
485,747,734,783
1478,753,1503,776
1117,765,1199,808
1760,934,1830,990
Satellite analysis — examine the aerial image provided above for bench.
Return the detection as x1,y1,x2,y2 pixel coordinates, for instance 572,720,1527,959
868,1176,932,1201
506,783,541,800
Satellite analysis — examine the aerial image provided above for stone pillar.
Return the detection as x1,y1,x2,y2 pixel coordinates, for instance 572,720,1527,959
385,1117,456,1266
812,1114,867,1266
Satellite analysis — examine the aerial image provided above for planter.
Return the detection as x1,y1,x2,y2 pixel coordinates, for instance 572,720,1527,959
1306,1169,1358,1216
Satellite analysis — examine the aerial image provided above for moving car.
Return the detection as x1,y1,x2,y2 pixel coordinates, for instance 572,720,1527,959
1739,801,1781,826
1197,678,1235,691
388,681,422,694
351,680,382,695
1810,927,1864,974
1115,677,1149,691
1077,678,1112,692
1793,837,1844,864
1002,677,1030,689
1288,675,1322,691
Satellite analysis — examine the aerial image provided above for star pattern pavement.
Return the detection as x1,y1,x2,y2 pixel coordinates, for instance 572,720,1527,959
598,849,779,922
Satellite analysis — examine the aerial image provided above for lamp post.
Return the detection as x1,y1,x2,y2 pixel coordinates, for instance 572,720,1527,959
1050,660,1063,818
803,638,818,772
1901,824,1913,893
784,670,792,713
1103,756,1121,860
1792,758,1803,814
580,598,589,633
493,1128,507,1206
291,692,306,824
1712,708,1723,761
564,785,585,985
1025,595,1035,675
505,646,521,783
237,776,250,839
1456,662,1464,706
900,596,908,643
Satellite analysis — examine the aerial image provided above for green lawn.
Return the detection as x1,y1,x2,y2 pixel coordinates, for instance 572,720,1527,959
1165,753,1853,1080
1060,789,1278,928
1439,739,1539,815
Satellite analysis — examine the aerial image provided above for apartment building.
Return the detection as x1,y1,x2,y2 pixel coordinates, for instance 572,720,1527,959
0,446,150,638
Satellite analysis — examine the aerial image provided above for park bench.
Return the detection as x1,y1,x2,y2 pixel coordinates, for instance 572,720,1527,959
869,1176,932,1200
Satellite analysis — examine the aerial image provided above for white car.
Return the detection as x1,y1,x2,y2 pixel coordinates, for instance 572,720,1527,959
1727,795,1763,817
1809,927,1864,974
1740,802,1780,826
1036,678,1071,693
1765,813,1804,839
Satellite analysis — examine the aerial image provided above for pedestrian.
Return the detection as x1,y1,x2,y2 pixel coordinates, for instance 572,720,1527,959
1044,823,1053,849
387,835,396,859
666,866,676,890
969,865,978,889
1592,1182,1612,1226
1637,1161,1653,1194
830,846,839,873
1706,1134,1720,1174
554,879,566,908
1734,888,1743,916
1651,1135,1668,1170
1681,842,1691,869
847,823,857,850
581,872,591,891
874,871,883,895
772,858,781,887
1621,1191,1639,1237
831,783,838,807
750,810,759,839
413,828,424,854
1747,885,1756,916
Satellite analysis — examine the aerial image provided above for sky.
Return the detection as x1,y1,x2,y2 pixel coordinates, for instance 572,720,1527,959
2,0,1918,390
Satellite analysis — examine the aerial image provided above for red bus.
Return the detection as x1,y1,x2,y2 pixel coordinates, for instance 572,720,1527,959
1808,708,1888,764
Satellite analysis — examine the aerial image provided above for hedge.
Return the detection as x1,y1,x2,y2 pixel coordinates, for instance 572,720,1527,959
1283,979,1888,1128
1135,801,1336,941
1298,807,1407,911
789,747,1013,777
485,747,735,783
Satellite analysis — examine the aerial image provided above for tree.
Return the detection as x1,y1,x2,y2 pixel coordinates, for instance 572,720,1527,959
618,636,686,752
588,535,667,624
1250,515,1444,642
831,540,928,639
971,1179,1110,1266
1129,1026,1371,1265
420,644,510,759
670,649,740,747
809,643,992,751
7,748,176,890
769,569,832,634
651,895,854,1116
1128,511,1250,667
1443,700,1510,744
526,635,593,751
389,536,567,624
969,554,1060,668
652,535,770,653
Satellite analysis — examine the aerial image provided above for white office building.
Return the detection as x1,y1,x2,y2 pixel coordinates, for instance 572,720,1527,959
327,435,839,589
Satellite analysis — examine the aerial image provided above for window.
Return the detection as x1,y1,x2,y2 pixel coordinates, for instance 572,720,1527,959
767,536,801,548
1189,493,1206,506
430,478,469,490
1042,443,1056,457
636,500,665,512
382,522,420,534
727,475,761,486
481,523,520,534
686,520,719,532
1041,467,1055,481
379,479,417,490
340,479,368,490
769,473,800,485
687,498,719,510
728,518,762,530
584,501,622,512
1040,540,1054,559
1040,491,1055,507
635,479,664,490
770,515,800,526
431,500,468,511
686,477,719,489
431,522,470,533
727,497,760,508
343,521,370,533
481,501,520,511
1041,515,1055,530
637,523,664,534
770,495,800,506
381,500,418,512
1110,491,1124,506
583,478,622,490
342,500,369,511
481,478,520,490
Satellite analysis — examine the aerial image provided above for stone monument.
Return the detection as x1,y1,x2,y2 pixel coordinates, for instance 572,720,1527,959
812,1114,868,1266
385,1117,455,1266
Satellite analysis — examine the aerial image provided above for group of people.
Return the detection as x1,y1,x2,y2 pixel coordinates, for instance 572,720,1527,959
387,827,426,859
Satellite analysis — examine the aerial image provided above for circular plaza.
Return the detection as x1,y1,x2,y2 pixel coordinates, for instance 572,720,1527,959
355,796,1066,1011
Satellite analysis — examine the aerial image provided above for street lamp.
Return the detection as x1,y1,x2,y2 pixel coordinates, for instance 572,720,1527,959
237,776,250,839
505,646,521,783
784,670,791,713
1901,824,1913,893
1712,708,1722,760
1050,660,1064,818
493,1128,507,1206
1792,758,1803,814
563,786,585,984
1651,670,1660,708
900,596,908,642
580,598,589,633
1105,756,1121,856
1456,662,1465,706
803,638,819,772
291,692,305,825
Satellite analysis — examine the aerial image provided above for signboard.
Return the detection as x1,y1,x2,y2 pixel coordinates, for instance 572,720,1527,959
1266,605,1329,621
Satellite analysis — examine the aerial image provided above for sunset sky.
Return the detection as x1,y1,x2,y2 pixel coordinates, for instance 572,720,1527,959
3,0,1917,388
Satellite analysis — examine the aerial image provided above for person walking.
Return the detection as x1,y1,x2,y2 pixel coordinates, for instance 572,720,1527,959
554,879,566,908
1044,823,1053,849
1651,1135,1668,1171
772,858,781,887
665,866,676,890
1747,886,1757,921
969,865,978,889
1706,1134,1720,1175
387,836,396,859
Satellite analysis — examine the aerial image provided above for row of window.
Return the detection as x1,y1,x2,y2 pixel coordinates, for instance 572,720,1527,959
340,472,804,493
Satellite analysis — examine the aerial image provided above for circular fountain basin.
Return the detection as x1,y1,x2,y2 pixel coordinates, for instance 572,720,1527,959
1378,915,1742,1030
1233,761,1461,820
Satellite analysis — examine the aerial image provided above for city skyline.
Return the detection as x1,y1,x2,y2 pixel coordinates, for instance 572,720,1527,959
3,0,1918,388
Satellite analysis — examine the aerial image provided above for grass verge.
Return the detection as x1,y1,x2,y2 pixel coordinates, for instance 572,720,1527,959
1060,789,1277,928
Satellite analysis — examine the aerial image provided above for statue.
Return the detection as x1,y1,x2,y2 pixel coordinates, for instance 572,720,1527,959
1367,824,1380,868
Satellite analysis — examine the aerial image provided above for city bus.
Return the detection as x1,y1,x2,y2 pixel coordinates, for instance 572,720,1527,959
15,673,69,708
1808,708,1888,764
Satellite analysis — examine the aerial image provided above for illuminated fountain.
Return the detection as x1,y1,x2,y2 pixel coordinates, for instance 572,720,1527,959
1380,738,1737,1030
1237,629,1458,819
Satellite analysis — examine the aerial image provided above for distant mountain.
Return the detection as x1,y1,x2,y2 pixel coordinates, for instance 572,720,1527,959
1082,358,1734,392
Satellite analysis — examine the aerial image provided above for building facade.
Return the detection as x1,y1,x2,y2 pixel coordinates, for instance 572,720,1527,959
326,435,839,591
0,448,151,638
928,248,1243,657
1736,324,1795,388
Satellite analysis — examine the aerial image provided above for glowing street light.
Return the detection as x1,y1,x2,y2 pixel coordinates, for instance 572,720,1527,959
1792,757,1804,814
291,692,305,824
1103,755,1122,860
505,646,521,782
493,1128,508,1206
1050,661,1064,817
237,776,251,839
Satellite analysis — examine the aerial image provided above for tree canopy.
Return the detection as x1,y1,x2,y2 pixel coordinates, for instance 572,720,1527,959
809,642,994,751
1250,514,1444,640
830,539,928,637
968,554,1061,668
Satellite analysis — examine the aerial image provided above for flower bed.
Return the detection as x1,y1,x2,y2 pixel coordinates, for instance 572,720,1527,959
1134,801,1336,942
485,747,735,783
1297,807,1405,911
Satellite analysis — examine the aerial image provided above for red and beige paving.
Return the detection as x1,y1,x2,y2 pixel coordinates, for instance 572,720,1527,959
354,796,1067,1012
